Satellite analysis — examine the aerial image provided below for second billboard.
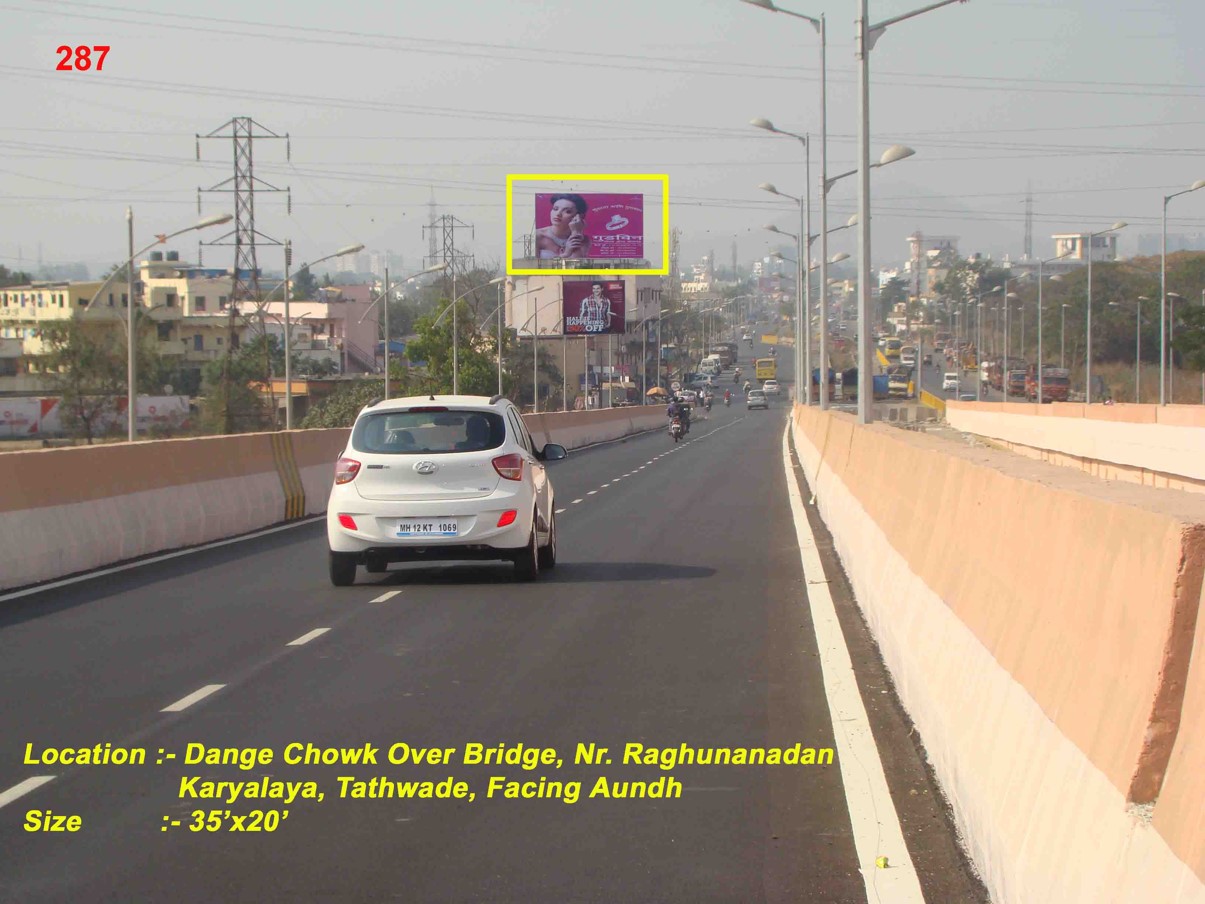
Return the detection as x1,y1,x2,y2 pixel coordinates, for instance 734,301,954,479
563,280,626,335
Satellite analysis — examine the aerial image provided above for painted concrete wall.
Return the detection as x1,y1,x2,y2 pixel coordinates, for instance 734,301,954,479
0,407,663,593
947,401,1205,486
791,403,1205,903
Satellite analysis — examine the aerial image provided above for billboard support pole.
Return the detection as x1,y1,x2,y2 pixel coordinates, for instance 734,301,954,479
608,333,613,408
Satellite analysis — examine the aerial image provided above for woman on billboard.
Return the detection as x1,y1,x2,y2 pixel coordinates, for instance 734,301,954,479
536,194,592,259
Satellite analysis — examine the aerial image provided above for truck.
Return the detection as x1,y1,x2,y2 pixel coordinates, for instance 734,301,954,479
1007,369,1028,398
886,364,914,398
1026,365,1071,402
834,369,890,400
712,341,739,366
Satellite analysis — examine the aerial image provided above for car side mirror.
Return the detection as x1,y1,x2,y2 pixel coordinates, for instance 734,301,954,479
538,443,567,462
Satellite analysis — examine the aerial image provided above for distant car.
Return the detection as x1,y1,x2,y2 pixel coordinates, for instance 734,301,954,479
326,394,566,586
746,389,769,410
922,354,932,365
959,393,977,402
762,379,782,396
942,373,960,393
678,389,699,406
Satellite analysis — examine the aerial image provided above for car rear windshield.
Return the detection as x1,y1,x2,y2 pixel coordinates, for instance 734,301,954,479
351,410,506,455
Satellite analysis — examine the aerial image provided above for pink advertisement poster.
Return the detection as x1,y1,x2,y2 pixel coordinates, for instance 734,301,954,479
562,280,627,335
534,193,644,261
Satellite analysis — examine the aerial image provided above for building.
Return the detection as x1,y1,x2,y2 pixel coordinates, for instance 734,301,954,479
1136,233,1205,256
0,251,383,396
504,272,666,405
1051,232,1118,263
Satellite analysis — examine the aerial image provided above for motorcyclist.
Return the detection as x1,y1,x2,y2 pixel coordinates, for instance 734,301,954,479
743,380,752,394
666,396,690,435
724,389,732,406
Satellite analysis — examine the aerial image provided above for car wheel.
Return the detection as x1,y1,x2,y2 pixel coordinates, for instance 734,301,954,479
513,517,540,582
329,551,357,587
538,511,557,570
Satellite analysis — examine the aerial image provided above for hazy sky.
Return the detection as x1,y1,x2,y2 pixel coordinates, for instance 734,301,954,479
3,0,1204,279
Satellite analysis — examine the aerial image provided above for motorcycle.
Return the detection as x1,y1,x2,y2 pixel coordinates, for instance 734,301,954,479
704,397,712,412
669,417,684,443
724,396,731,407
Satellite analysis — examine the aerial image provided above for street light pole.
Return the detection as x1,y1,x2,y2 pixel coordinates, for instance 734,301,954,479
1160,180,1205,405
1085,221,1127,403
283,240,292,423
855,0,965,424
382,265,391,399
126,207,136,442
84,211,234,442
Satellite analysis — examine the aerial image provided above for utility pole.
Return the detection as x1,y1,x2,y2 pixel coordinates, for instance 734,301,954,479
197,117,289,433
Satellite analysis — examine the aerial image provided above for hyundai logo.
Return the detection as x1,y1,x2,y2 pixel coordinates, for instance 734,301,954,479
414,461,438,475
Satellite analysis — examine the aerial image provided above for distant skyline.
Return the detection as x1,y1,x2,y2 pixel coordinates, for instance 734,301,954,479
4,1,1205,282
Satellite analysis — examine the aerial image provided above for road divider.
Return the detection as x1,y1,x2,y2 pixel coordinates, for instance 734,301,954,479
790,401,1205,904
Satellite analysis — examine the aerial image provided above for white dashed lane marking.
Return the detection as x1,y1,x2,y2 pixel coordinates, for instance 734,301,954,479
287,628,331,647
587,491,598,495
0,776,55,810
572,499,583,504
371,590,402,604
555,508,566,514
161,684,225,713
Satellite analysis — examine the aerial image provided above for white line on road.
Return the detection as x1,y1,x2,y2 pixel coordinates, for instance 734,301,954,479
587,490,598,495
0,517,325,603
571,499,583,504
371,590,402,604
781,422,925,904
287,628,330,646
600,483,611,488
0,776,55,810
555,508,566,514
161,684,226,713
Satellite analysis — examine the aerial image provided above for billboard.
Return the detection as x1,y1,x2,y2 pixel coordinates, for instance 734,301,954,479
562,280,626,335
534,193,644,261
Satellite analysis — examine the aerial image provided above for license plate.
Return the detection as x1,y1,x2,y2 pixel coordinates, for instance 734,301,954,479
397,519,458,537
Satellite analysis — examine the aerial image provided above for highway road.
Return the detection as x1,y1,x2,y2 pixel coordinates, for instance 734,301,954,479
0,338,987,903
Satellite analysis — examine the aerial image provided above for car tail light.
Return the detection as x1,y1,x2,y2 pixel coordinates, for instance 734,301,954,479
335,457,361,484
492,453,523,481
338,514,358,530
497,510,517,527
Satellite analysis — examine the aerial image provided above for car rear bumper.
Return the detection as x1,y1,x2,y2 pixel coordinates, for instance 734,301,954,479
326,493,535,553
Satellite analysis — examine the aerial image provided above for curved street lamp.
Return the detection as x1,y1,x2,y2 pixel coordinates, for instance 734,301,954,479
1161,179,1205,404
518,295,570,413
477,283,544,397
83,211,233,441
1085,221,1127,403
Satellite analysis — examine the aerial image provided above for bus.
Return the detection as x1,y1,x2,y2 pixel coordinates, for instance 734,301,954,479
883,338,902,362
755,357,777,382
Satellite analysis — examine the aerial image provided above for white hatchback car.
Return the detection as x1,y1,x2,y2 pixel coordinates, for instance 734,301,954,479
326,394,566,585
762,379,782,396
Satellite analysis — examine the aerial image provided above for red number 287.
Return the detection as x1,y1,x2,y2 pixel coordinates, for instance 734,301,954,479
56,46,110,71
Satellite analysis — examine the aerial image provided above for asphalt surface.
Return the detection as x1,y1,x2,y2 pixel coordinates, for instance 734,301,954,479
0,337,987,903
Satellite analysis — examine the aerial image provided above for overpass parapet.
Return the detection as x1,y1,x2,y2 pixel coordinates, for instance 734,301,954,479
791,402,1205,902
947,401,1205,492
0,407,665,594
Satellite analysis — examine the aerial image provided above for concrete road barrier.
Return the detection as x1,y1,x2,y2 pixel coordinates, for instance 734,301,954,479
0,407,660,593
791,402,1205,903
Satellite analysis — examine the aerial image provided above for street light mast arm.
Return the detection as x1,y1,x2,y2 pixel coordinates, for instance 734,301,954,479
869,0,968,38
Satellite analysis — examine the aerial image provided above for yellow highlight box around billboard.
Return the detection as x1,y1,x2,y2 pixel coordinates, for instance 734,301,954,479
506,173,669,276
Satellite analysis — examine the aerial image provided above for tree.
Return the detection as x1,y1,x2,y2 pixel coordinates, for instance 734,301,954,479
291,265,318,300
1174,305,1205,372
0,265,32,288
300,379,386,429
197,335,283,433
38,321,126,444
103,262,131,282
406,299,501,396
878,277,909,324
